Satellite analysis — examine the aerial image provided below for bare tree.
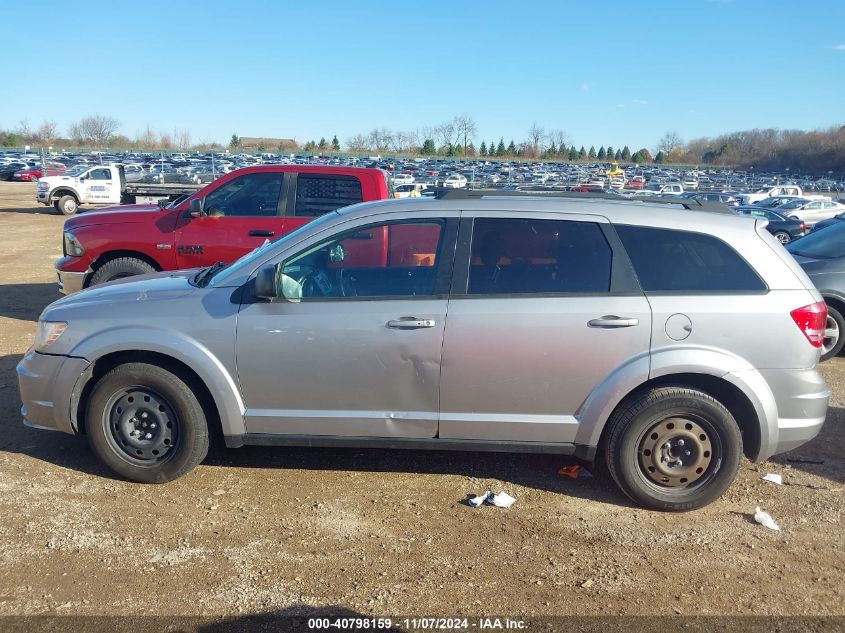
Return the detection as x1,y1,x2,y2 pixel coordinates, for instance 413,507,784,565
16,119,32,139
434,121,458,152
136,125,157,150
454,115,477,155
174,128,192,151
657,131,684,155
367,128,394,153
346,134,369,152
36,121,58,145
528,123,545,159
548,129,570,153
71,115,120,147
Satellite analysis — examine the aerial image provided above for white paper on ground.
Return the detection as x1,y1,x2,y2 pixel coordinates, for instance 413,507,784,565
762,473,783,485
754,506,781,531
469,491,491,507
490,492,516,508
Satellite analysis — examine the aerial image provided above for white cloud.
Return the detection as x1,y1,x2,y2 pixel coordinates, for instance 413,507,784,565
616,103,625,109
632,99,649,105
828,44,845,50
581,83,589,92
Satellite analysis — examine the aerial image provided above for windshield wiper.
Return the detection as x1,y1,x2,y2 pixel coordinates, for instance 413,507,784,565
194,261,229,287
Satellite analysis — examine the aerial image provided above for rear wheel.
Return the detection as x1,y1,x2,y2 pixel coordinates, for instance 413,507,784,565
604,387,742,511
821,304,845,362
89,257,156,286
57,194,79,216
773,230,791,244
86,362,209,483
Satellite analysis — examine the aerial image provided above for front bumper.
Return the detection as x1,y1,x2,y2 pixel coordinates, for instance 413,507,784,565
16,350,91,434
57,268,88,295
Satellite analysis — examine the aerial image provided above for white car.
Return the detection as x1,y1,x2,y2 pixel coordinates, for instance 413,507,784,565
682,178,699,190
780,198,845,226
442,173,467,189
392,173,415,186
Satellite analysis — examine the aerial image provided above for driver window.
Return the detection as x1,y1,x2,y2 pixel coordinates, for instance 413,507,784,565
280,220,444,299
89,168,112,180
203,172,283,218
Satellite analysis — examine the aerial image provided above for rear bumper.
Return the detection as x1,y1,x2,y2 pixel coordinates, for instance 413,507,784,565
758,367,829,459
16,350,91,434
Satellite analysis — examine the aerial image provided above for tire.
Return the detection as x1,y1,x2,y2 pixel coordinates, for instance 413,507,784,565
603,387,742,512
86,362,209,483
820,304,845,362
57,194,79,216
772,230,791,244
89,257,156,286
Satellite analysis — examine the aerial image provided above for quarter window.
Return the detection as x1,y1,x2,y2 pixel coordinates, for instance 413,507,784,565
616,225,766,292
281,220,444,298
466,218,612,295
295,175,364,217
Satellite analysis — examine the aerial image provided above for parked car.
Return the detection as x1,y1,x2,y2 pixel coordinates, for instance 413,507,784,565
0,161,27,181
786,222,845,360
54,165,391,293
809,210,845,233
779,198,845,226
19,194,828,511
735,208,807,243
441,173,467,188
12,162,66,181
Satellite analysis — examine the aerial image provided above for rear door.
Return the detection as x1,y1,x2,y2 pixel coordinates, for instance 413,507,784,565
439,212,651,443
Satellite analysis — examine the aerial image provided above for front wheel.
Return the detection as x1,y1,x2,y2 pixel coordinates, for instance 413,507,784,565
86,362,209,483
57,194,79,216
89,257,156,286
604,387,742,511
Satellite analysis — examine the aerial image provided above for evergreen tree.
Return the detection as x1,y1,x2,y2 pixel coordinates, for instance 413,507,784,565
496,138,506,156
597,146,606,160
588,146,597,160
229,133,240,149
507,140,516,155
569,146,578,161
546,141,556,157
318,137,328,150
467,142,476,156
479,141,487,156
614,149,622,160
606,146,614,160
421,139,436,155
621,146,631,160
654,150,666,164
489,141,495,157
632,148,653,164
331,135,340,151
578,146,587,160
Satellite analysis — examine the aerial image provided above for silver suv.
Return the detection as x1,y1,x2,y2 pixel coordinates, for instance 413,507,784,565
17,194,830,511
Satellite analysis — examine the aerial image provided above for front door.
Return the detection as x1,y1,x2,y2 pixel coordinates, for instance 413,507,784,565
173,171,287,268
235,214,457,438
439,214,652,443
83,167,120,204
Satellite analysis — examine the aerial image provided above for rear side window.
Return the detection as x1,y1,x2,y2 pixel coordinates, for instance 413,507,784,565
467,218,612,295
295,174,363,217
616,225,766,293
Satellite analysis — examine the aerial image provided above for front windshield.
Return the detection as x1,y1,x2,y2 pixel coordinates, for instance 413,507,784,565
786,222,845,259
209,211,341,284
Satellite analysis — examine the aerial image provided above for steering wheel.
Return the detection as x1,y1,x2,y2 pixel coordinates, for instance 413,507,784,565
299,268,333,297
336,269,358,297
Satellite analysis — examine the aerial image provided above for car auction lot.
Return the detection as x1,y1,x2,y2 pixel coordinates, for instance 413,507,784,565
0,181,843,618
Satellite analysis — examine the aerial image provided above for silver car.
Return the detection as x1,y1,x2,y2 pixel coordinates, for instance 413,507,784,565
17,195,830,511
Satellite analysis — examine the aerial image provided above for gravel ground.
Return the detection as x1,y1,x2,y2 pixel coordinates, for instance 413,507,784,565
0,181,842,620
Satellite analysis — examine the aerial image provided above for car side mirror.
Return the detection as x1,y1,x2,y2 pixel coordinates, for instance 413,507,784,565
189,198,206,218
255,264,279,299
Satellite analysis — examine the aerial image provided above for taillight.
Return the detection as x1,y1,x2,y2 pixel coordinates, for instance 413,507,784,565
790,301,828,348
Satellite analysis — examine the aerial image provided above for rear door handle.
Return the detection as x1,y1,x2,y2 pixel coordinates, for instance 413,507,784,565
249,230,275,237
387,318,436,329
588,315,639,328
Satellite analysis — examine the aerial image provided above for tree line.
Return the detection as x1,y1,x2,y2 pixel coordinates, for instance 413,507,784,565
1,114,842,175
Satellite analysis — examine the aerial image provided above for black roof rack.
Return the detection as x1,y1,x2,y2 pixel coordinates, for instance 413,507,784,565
433,188,735,214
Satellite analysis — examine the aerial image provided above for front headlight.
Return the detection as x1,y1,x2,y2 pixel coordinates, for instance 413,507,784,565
34,321,67,353
37,181,48,190
63,231,84,257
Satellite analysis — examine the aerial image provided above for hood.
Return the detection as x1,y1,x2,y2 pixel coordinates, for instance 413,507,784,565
44,269,201,316
64,203,170,229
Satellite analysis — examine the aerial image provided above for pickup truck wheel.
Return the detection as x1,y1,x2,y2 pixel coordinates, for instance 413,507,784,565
89,257,156,286
57,194,79,216
604,387,742,512
86,362,209,483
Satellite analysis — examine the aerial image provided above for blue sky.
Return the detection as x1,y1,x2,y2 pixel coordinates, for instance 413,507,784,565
1,0,843,152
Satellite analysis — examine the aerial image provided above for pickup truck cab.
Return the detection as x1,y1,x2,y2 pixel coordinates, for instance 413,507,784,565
740,185,804,206
55,165,390,294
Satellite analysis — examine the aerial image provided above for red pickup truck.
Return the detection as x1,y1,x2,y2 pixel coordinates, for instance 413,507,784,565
56,165,391,294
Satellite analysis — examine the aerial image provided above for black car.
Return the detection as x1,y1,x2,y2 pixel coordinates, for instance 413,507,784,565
787,221,845,361
735,208,807,244
0,162,27,181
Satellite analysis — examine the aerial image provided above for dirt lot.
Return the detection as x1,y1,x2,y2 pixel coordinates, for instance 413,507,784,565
0,181,842,621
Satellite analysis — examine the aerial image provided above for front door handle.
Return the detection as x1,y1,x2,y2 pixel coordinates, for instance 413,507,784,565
249,229,275,237
387,318,436,329
588,315,639,328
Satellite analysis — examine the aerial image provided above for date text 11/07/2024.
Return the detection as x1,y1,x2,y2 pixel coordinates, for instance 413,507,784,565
307,617,527,630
